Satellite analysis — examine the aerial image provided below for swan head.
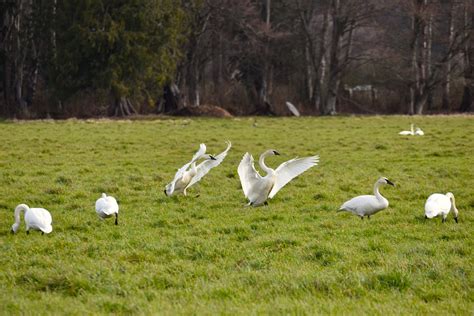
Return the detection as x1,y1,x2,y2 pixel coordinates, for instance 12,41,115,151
11,223,19,234
101,193,107,199
378,177,395,186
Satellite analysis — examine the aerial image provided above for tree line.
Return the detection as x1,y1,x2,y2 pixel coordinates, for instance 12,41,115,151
1,0,472,118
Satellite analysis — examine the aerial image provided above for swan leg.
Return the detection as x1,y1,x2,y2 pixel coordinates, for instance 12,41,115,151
264,201,268,206
424,215,428,219
41,232,44,235
367,215,371,220
360,216,364,220
442,217,446,223
26,230,30,235
115,213,119,225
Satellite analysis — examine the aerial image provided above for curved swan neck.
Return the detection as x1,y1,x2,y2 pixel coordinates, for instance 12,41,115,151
259,151,274,174
373,181,384,200
448,194,458,217
14,204,29,224
410,124,414,134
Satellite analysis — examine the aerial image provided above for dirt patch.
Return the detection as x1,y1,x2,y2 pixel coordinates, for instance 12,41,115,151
171,105,233,118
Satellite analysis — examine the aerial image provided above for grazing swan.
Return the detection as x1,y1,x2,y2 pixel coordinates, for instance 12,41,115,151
399,124,414,135
424,192,458,223
415,127,424,135
11,204,53,235
238,149,319,206
165,141,232,196
95,193,119,225
338,177,395,219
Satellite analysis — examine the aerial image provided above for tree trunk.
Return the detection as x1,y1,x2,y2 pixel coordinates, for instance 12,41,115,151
442,2,455,111
314,10,329,111
459,1,473,112
112,96,137,116
323,0,341,115
425,5,433,111
409,1,422,115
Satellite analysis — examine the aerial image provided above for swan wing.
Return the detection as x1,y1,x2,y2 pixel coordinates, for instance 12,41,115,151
425,193,450,218
27,208,53,233
238,152,262,198
269,155,319,198
186,141,232,189
166,143,207,194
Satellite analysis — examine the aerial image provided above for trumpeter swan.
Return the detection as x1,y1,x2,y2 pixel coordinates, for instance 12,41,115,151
95,193,119,225
11,204,53,235
424,192,458,223
399,124,414,135
415,127,424,135
165,141,232,196
338,177,394,219
238,149,319,206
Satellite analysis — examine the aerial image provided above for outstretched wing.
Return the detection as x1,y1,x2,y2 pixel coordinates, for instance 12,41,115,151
186,141,232,189
268,155,319,198
237,152,262,198
166,143,206,194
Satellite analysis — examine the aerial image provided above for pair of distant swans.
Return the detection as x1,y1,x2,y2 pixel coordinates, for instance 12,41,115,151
338,178,459,222
165,141,319,206
399,124,424,136
11,193,119,235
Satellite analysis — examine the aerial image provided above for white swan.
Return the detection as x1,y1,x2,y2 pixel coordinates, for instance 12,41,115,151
424,192,458,223
399,124,414,135
11,204,53,235
238,149,319,206
165,141,232,196
415,127,424,135
95,193,119,225
338,177,394,219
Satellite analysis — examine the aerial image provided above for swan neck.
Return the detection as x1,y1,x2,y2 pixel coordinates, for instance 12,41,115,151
259,152,273,174
14,204,28,224
449,195,459,217
373,182,383,200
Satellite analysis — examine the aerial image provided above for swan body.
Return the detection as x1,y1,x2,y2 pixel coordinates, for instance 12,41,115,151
415,127,424,135
11,204,53,234
399,124,414,135
95,193,119,225
425,192,458,223
338,177,394,219
238,149,319,206
165,141,231,196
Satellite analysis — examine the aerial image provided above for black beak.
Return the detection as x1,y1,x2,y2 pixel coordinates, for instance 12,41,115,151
386,179,395,186
273,151,280,155
454,217,458,223
163,189,168,196
210,155,217,160
10,229,14,234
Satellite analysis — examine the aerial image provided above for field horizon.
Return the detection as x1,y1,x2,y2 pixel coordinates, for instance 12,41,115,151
0,116,472,314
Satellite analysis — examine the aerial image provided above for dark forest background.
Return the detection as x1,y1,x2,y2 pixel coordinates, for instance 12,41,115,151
1,0,472,118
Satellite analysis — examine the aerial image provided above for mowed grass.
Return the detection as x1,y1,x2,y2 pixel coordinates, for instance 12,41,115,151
0,116,473,314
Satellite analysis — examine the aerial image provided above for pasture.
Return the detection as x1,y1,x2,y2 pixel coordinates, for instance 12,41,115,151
0,116,473,314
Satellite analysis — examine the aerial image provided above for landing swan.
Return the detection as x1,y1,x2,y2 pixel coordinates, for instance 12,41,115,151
338,177,394,219
399,124,414,135
424,192,458,223
165,141,231,196
238,149,319,206
95,193,119,225
11,204,53,235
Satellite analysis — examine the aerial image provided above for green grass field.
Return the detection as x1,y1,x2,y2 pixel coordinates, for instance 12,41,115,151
0,116,473,314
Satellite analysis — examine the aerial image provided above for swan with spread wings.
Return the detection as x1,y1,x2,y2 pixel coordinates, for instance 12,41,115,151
238,149,319,206
165,141,232,196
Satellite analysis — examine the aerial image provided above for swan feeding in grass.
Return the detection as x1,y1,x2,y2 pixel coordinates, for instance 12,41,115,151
399,124,415,135
338,177,395,219
424,192,458,223
11,204,53,235
165,141,232,196
415,127,424,135
95,193,119,225
238,149,319,206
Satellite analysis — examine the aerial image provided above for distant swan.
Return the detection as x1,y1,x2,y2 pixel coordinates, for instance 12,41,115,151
95,193,119,225
11,204,53,235
415,127,424,135
338,177,394,219
425,192,458,223
238,149,319,206
165,141,232,196
399,124,414,135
